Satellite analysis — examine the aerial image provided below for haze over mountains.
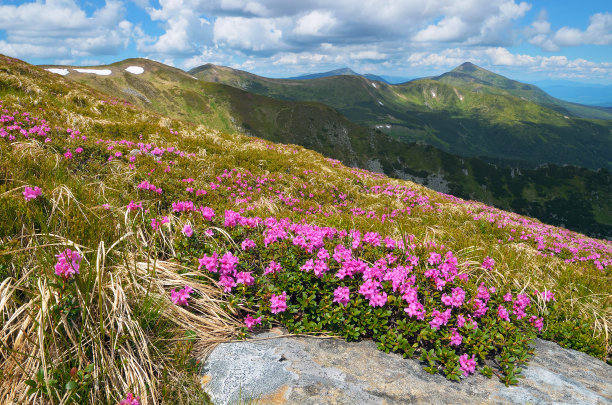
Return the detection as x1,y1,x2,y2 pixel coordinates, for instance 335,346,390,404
43,58,612,238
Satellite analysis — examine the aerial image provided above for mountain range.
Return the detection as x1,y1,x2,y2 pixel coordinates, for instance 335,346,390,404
41,58,612,238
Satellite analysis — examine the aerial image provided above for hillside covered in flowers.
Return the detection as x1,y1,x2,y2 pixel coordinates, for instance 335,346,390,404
0,54,610,404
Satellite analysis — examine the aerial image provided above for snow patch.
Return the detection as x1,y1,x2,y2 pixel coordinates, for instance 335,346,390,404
46,68,69,76
431,90,437,98
125,66,144,74
378,100,384,106
74,69,112,76
371,82,377,88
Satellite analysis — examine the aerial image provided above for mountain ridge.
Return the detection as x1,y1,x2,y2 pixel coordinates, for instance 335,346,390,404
41,57,612,238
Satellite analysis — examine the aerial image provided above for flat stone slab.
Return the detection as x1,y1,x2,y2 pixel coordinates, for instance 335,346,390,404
201,328,612,404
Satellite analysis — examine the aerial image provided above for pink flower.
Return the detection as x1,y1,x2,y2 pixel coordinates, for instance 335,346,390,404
236,271,254,286
244,314,262,330
450,328,463,346
126,200,142,211
497,305,510,322
404,302,425,320
22,186,42,201
102,203,110,210
241,238,256,250
333,286,350,306
264,260,283,275
182,224,193,237
54,248,81,279
459,354,477,376
482,256,495,270
119,392,140,405
170,285,194,306
429,308,452,330
198,252,218,272
529,316,544,332
151,216,169,231
270,292,287,314
201,206,215,221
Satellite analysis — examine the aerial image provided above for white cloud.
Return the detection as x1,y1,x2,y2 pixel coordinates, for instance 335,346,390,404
349,50,388,60
404,47,612,80
293,10,337,36
0,0,130,59
528,12,612,51
213,17,286,51
414,16,469,42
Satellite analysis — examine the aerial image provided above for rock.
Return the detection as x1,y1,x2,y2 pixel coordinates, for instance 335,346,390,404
201,328,612,405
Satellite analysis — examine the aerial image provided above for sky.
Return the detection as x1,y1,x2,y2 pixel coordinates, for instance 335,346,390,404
0,0,611,83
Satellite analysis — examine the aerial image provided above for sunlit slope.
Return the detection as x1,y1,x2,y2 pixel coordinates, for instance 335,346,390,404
46,59,612,238
192,63,612,171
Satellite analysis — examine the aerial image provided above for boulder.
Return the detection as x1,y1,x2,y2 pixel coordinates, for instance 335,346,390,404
201,328,612,404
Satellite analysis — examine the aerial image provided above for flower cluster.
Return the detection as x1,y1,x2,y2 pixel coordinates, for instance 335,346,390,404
23,186,42,201
54,249,81,279
170,285,194,306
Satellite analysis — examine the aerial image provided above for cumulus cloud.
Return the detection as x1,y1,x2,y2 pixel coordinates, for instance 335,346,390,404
293,10,337,36
528,12,612,51
213,17,286,52
405,47,612,79
0,0,131,60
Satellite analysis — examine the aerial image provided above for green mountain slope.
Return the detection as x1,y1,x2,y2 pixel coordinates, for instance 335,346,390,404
433,62,612,120
45,59,612,238
191,63,612,171
289,67,388,83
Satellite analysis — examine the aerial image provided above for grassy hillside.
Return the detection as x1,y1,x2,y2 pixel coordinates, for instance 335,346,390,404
1,54,611,404
49,59,612,238
192,64,612,171
432,62,612,120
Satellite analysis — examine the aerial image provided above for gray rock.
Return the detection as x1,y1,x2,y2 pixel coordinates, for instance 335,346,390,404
201,328,612,405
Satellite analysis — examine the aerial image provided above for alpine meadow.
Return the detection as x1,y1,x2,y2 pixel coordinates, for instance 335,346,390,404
0,0,612,403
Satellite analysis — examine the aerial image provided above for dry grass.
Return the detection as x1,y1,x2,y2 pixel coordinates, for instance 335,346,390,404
0,234,240,404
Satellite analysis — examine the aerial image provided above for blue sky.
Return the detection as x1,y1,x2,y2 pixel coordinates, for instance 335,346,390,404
0,0,610,83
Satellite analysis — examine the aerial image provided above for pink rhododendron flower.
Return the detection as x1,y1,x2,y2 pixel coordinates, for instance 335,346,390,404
450,328,463,346
151,216,169,231
497,305,510,322
170,285,193,306
22,186,42,201
198,252,218,272
244,314,262,330
126,200,142,211
241,238,256,250
119,392,140,405
264,260,283,275
201,207,215,221
459,354,477,376
236,271,254,286
333,286,350,306
182,224,193,237
482,256,495,270
54,248,81,280
529,316,544,332
270,292,287,314
429,308,452,330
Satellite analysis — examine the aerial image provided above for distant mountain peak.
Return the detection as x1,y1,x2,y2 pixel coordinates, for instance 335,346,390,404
451,62,491,75
288,68,388,83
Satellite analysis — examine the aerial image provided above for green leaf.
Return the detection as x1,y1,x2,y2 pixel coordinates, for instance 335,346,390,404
24,379,37,388
65,380,79,390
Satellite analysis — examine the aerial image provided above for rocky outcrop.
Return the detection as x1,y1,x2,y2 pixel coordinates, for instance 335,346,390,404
201,328,612,405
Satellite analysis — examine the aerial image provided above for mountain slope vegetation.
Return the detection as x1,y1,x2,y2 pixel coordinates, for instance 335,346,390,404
0,54,610,404
431,62,612,120
191,63,612,171
49,59,612,238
